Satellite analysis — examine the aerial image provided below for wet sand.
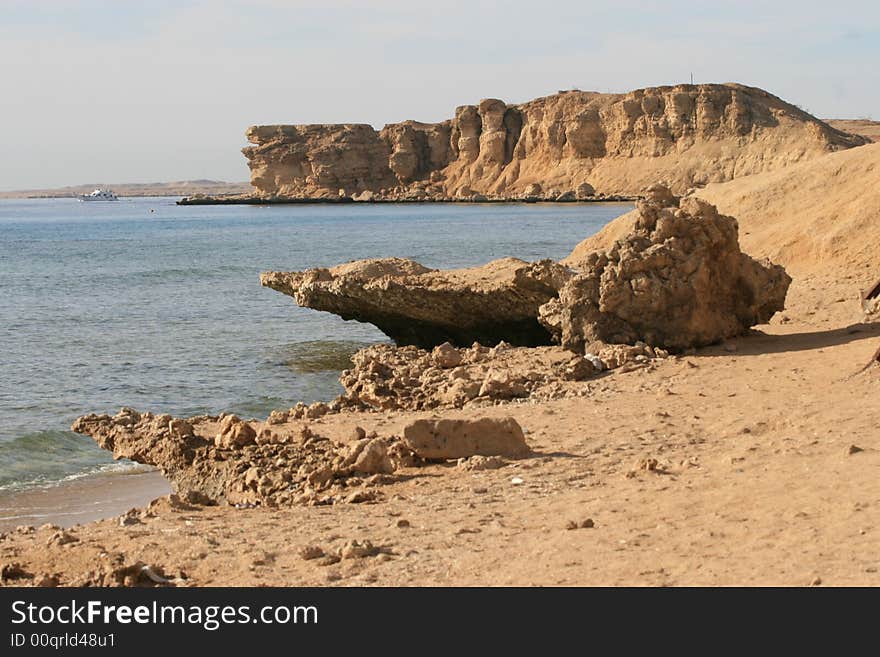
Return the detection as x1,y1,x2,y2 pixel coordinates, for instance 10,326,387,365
0,470,171,531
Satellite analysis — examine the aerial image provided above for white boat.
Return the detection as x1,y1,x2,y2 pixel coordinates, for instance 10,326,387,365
78,188,118,201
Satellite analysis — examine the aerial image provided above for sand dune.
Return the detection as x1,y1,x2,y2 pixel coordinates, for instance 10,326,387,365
566,142,880,279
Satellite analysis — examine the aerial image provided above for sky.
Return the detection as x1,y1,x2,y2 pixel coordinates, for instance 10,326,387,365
0,0,878,190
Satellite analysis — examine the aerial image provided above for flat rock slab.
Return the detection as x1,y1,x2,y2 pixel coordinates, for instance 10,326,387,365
261,257,570,348
402,417,530,460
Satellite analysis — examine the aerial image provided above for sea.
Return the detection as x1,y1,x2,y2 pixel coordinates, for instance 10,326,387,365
0,197,630,494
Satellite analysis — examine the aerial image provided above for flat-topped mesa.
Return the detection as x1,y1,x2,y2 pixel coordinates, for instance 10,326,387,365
242,83,867,200
260,257,572,348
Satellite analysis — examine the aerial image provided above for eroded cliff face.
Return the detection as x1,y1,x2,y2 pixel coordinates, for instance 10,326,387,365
242,83,866,199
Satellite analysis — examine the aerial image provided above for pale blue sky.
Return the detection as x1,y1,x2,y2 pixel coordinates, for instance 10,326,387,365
1,0,878,190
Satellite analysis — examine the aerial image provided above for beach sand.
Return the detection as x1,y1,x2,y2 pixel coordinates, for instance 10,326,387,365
0,274,877,586
0,470,170,531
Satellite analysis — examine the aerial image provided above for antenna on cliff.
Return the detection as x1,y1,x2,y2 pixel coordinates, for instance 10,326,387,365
690,72,694,85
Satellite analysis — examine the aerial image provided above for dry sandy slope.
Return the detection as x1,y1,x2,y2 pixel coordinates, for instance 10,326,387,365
0,274,878,587
566,142,880,278
825,119,880,142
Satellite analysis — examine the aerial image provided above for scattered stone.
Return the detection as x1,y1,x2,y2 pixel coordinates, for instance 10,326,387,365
339,540,380,559
47,531,78,547
351,439,395,475
457,455,506,471
510,477,524,485
344,489,381,504
432,342,463,368
299,546,325,561
214,415,257,449
396,519,410,528
1,562,31,583
34,574,60,587
848,444,864,455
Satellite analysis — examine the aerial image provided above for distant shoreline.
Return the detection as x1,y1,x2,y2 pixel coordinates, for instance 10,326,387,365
0,180,251,200
177,194,640,206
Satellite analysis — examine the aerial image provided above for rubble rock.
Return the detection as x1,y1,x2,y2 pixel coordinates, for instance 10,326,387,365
71,409,402,507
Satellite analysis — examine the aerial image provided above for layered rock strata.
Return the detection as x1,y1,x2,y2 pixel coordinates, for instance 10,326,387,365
261,257,571,348
241,84,865,200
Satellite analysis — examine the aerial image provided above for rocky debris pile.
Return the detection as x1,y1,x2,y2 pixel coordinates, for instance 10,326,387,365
261,257,571,348
539,186,791,350
72,409,416,508
338,340,667,411
402,417,530,460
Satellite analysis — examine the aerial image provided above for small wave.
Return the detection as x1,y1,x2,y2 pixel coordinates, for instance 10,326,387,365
0,429,143,493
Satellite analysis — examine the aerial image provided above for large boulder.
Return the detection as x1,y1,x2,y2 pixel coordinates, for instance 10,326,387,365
539,187,791,351
261,257,572,348
402,417,530,460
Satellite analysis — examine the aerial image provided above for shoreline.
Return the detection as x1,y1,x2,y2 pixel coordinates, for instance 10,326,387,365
177,195,640,206
0,470,171,531
2,273,878,585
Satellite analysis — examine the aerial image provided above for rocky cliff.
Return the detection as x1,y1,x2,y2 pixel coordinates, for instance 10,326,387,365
243,84,866,200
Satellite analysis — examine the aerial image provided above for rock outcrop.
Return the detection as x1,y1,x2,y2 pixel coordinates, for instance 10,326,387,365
544,186,791,351
263,185,790,352
261,257,572,348
71,409,412,507
242,84,866,200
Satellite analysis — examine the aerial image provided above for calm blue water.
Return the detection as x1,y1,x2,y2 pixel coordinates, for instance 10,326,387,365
0,197,630,492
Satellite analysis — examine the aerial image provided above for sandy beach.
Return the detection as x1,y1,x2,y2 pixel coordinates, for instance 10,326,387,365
1,267,877,586
0,471,170,532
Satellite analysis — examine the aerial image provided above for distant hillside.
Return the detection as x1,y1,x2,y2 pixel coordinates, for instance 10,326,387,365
0,180,251,199
824,119,880,142
565,141,880,276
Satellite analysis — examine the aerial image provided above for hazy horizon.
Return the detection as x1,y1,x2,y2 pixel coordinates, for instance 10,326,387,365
2,0,878,191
